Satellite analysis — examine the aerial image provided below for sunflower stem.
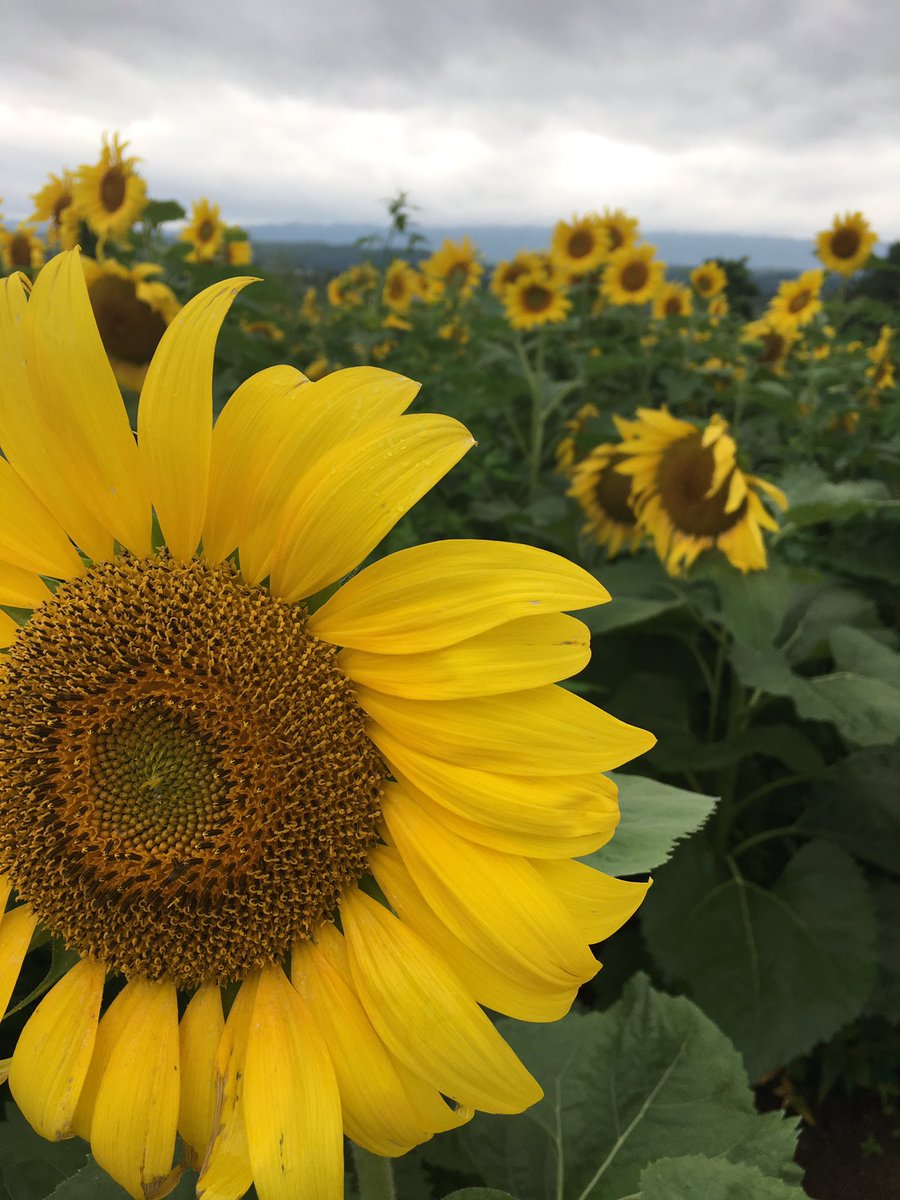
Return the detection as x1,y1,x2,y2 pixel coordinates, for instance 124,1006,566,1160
352,1144,396,1200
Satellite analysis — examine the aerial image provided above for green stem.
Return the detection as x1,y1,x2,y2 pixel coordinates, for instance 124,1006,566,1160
730,772,809,821
352,1144,396,1200
731,824,803,857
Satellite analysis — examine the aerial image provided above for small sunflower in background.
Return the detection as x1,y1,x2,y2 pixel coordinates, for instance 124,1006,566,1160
601,243,665,306
30,169,79,249
326,271,363,309
225,235,253,266
555,401,600,473
0,223,46,273
615,409,787,574
768,268,825,334
504,270,571,330
651,281,693,320
181,198,227,263
72,132,147,241
596,207,640,253
866,324,895,391
82,257,180,392
422,235,483,299
816,211,878,276
708,293,729,320
489,250,550,297
689,260,727,300
550,213,610,278
382,259,419,313
742,316,798,374
569,441,643,558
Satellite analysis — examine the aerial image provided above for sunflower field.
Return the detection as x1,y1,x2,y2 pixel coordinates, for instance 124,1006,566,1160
0,134,898,1200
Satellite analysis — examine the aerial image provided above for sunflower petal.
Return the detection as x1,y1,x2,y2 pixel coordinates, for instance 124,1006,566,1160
311,540,610,652
179,985,225,1166
243,963,343,1200
9,958,106,1140
0,905,38,1016
0,458,84,579
532,859,651,942
268,415,474,603
0,563,53,609
138,277,256,561
341,886,542,1113
0,612,18,649
72,980,145,1141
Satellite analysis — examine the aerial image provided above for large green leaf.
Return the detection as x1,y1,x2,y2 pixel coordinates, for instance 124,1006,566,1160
581,775,717,877
641,839,876,1078
0,1106,88,1200
777,464,899,529
441,1192,518,1199
638,1155,806,1199
430,975,799,1200
803,746,900,873
866,881,900,1019
830,625,900,689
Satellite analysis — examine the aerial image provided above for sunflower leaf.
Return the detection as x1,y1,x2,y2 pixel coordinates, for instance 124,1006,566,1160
0,1103,88,1200
777,463,899,529
802,746,900,874
638,1155,807,1199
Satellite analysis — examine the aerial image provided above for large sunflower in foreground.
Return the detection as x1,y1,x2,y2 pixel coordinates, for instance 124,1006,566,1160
569,440,643,558
615,409,787,574
600,244,665,306
0,251,654,1200
72,132,147,241
816,211,878,276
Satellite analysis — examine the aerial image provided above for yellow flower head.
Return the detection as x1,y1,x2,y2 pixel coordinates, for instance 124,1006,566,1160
226,237,253,266
689,261,727,300
0,224,46,273
550,214,610,278
596,208,640,254
72,132,147,240
30,170,77,248
816,211,878,276
504,271,572,330
768,268,825,334
601,244,665,306
742,316,798,373
0,249,655,1199
422,236,483,299
382,259,419,313
489,251,550,298
865,324,895,390
181,198,227,263
651,282,693,320
569,443,643,558
555,402,600,473
326,271,363,309
615,409,787,575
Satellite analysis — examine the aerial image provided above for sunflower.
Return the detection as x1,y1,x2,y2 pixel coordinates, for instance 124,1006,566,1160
742,316,797,374
81,257,180,393
569,442,643,558
0,224,45,273
615,409,787,574
382,259,419,313
181,199,227,263
0,250,654,1200
226,238,253,266
550,214,610,278
422,236,483,299
596,208,640,253
72,132,147,241
504,271,571,330
30,170,78,249
768,269,825,334
555,402,600,473
651,281,693,320
489,251,549,298
816,211,878,276
327,272,363,309
601,244,665,306
301,286,321,326
689,261,727,300
866,324,895,391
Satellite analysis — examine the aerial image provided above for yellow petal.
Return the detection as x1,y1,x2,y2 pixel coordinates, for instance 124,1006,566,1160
90,978,181,1200
268,414,474,603
724,468,748,514
23,251,151,556
72,979,144,1141
9,958,106,1140
198,975,257,1200
371,846,574,1023
339,612,590,699
179,985,225,1166
0,271,112,561
0,876,11,914
310,539,610,653
0,904,38,1015
0,562,53,608
382,785,598,992
233,366,419,585
138,277,256,561
243,963,343,1200
341,886,542,1114
0,611,18,649
203,366,309,564
0,458,84,579
531,859,652,942
356,683,656,775
369,723,619,849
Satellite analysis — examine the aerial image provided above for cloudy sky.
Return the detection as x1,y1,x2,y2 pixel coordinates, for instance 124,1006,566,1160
4,0,899,237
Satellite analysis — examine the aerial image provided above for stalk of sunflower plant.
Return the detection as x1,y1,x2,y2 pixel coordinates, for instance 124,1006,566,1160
0,250,655,1200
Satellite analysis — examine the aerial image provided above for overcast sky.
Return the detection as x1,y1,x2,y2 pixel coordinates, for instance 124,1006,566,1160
4,0,899,238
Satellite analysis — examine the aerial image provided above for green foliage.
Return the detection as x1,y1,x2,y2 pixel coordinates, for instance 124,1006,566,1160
638,1155,806,1199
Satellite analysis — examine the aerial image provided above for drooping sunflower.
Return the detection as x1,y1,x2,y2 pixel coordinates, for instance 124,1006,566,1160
382,259,419,313
615,409,787,574
72,132,147,241
550,214,610,278
0,223,46,273
689,261,727,300
601,244,665,306
596,208,640,253
651,281,693,320
422,236,483,299
30,169,79,249
503,271,571,330
489,251,549,298
768,269,825,334
0,250,654,1200
816,211,878,276
569,441,643,558
81,257,180,393
181,199,227,263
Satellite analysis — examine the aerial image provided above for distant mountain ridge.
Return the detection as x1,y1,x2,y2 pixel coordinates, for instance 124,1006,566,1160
244,221,834,271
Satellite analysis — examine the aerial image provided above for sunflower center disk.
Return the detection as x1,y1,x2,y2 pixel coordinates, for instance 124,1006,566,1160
656,435,746,536
0,557,385,987
620,261,648,292
89,275,167,365
594,456,636,525
831,228,860,259
100,166,127,213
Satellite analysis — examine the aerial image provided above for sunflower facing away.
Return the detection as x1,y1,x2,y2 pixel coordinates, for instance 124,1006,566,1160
30,170,79,249
181,198,227,263
0,250,655,1200
816,211,878,276
72,132,147,241
569,439,643,559
503,270,571,330
615,409,787,574
550,214,610,278
601,244,665,307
